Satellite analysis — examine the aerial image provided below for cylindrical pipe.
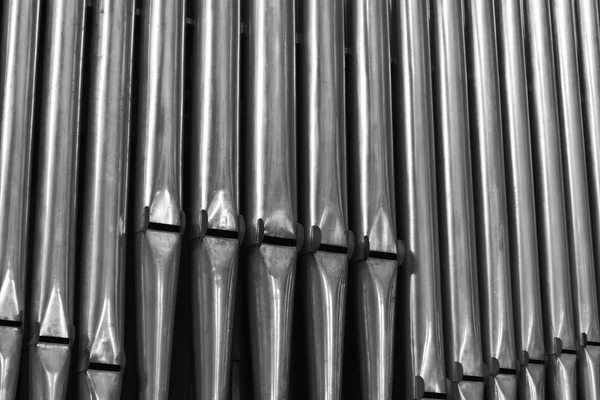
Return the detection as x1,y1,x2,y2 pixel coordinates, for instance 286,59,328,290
243,0,300,398
575,0,600,322
297,0,349,399
495,0,546,397
394,0,446,398
464,0,517,396
345,0,399,398
133,0,186,398
77,1,135,398
430,0,486,394
28,0,87,398
522,0,577,398
189,0,242,398
550,0,600,396
0,0,40,398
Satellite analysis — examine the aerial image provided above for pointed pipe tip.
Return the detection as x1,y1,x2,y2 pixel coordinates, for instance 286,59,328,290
29,341,72,400
0,326,23,400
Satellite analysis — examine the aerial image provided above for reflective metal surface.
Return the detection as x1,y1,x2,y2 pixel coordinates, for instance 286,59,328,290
77,1,134,398
0,0,40,397
28,0,86,397
430,0,486,390
394,0,446,398
495,0,546,396
464,2,517,397
133,0,185,398
297,0,349,398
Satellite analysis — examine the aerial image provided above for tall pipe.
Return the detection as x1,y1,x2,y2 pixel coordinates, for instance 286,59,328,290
77,1,135,398
189,0,243,398
345,0,402,398
28,0,86,398
575,0,600,327
243,0,301,398
430,0,486,397
522,0,577,398
550,0,600,397
297,0,350,399
495,0,546,398
394,0,446,398
133,0,186,398
464,0,517,398
0,1,40,398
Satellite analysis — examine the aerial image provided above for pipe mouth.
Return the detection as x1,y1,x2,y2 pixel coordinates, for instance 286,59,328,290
262,235,297,247
88,362,122,373
147,222,181,233
206,228,238,239
368,250,397,261
0,319,21,328
37,336,70,345
461,375,484,383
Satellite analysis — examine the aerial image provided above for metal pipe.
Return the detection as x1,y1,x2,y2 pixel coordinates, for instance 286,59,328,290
464,0,517,397
297,0,350,399
495,0,546,397
189,0,243,398
243,0,301,398
574,0,600,326
0,0,40,398
429,0,486,396
133,0,186,398
550,0,600,397
394,0,446,398
76,1,135,398
346,0,401,398
522,0,577,398
27,0,87,398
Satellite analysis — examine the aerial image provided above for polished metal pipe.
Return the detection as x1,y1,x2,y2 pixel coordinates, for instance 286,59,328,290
394,0,446,398
550,0,600,397
297,0,350,399
76,1,135,398
575,0,600,322
189,0,242,399
0,0,40,398
243,0,301,398
429,0,486,396
464,0,517,398
346,0,401,398
522,0,577,398
495,0,546,398
28,0,86,398
133,0,186,398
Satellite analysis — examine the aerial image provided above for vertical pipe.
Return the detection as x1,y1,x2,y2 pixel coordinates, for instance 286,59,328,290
495,0,546,398
77,1,135,398
133,0,185,398
550,0,600,397
190,0,243,399
522,0,578,398
0,0,40,398
575,0,600,329
346,0,401,398
464,0,517,398
394,0,446,398
297,0,350,398
28,0,86,398
244,0,301,398
429,0,486,397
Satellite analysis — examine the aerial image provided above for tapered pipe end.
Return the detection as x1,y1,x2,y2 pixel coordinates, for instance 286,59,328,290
78,370,122,400
247,244,297,400
578,345,600,399
351,258,398,399
0,326,22,399
546,353,577,400
486,373,517,400
448,380,484,400
298,251,348,400
191,236,239,399
518,362,545,400
28,341,72,399
134,230,182,399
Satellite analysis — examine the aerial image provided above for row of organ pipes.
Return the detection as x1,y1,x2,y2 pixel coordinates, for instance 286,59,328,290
1,0,600,399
